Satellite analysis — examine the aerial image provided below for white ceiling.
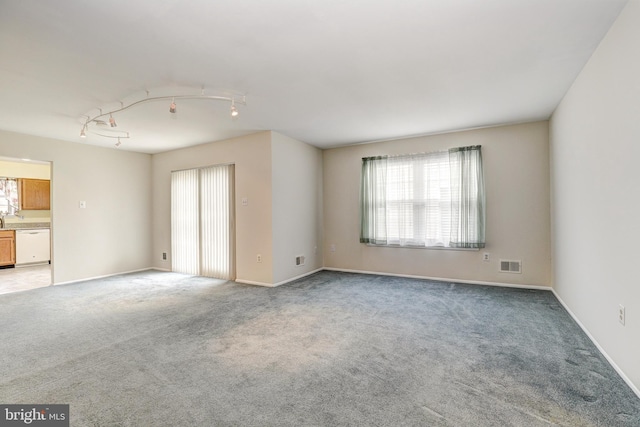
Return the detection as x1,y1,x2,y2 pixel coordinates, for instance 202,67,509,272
0,0,628,154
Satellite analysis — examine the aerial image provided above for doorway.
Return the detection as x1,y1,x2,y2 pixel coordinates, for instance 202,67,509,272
171,164,235,280
0,157,52,294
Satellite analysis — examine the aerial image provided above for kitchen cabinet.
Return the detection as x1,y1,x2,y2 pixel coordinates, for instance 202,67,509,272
0,230,16,266
20,179,50,210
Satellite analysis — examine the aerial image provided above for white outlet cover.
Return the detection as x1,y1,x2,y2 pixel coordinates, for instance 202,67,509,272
79,201,86,208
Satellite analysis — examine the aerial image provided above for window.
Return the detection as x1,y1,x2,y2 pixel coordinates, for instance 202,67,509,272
360,146,485,249
0,178,19,215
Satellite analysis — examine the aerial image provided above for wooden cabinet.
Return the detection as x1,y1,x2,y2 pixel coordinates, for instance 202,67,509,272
0,230,16,266
20,179,50,210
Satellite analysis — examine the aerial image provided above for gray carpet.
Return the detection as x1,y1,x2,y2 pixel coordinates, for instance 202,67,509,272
0,270,638,426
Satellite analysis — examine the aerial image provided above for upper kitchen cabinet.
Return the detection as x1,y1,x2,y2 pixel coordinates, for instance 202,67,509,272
19,178,50,210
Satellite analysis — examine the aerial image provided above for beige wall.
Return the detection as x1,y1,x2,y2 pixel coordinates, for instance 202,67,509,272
550,0,640,394
323,121,551,287
0,130,152,284
271,132,323,284
0,159,50,179
152,131,324,286
151,131,274,284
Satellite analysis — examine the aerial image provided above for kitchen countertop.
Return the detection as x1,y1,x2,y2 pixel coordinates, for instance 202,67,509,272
1,222,50,230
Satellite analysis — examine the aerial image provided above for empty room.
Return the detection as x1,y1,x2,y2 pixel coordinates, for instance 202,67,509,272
0,1,639,426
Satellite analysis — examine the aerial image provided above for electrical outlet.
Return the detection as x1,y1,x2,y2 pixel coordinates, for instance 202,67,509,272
257,254,262,263
483,252,490,262
162,252,167,260
619,304,625,325
330,244,336,252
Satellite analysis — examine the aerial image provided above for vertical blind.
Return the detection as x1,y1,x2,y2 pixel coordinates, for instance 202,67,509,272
200,164,235,279
171,164,235,280
360,146,485,249
171,169,199,275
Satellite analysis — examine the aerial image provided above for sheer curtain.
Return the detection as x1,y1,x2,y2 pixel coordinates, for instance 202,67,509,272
0,178,19,215
360,146,485,249
449,146,485,248
360,156,388,245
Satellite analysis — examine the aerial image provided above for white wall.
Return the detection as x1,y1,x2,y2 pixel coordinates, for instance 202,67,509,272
550,0,640,394
0,130,152,284
151,132,274,284
324,121,551,287
271,132,323,284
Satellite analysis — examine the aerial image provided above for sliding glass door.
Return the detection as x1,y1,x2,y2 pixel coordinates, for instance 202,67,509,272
171,164,235,280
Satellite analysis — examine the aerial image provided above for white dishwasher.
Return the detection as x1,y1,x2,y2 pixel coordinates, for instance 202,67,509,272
16,229,51,265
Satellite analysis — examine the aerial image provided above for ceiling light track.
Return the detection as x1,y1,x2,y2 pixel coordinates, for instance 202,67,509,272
80,90,247,147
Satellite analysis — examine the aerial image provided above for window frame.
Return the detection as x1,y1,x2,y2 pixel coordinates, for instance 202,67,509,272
359,145,485,250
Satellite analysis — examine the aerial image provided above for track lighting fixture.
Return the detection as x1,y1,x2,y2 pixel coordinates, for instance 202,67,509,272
230,99,239,117
79,89,246,145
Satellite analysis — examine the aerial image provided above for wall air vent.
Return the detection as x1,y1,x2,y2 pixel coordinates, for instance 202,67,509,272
499,259,522,274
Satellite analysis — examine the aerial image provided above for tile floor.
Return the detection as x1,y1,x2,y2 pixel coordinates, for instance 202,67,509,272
0,264,51,295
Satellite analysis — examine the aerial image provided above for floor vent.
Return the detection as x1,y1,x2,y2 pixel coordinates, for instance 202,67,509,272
295,255,306,267
500,259,522,274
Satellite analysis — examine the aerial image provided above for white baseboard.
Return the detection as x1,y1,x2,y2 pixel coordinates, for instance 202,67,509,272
551,289,640,400
322,267,552,290
235,279,276,287
236,268,324,288
273,268,323,287
52,267,155,286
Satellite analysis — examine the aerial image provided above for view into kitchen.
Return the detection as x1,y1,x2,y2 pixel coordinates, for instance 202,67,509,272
0,158,51,294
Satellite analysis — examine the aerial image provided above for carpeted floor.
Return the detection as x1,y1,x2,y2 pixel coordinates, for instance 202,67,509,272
0,270,638,426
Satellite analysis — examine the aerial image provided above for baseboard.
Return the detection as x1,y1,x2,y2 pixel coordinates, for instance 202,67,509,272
551,289,640,400
322,267,551,290
52,267,155,286
236,268,324,288
235,279,276,287
273,268,324,287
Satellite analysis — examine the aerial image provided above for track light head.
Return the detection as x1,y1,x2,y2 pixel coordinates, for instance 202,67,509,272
169,98,177,114
80,127,87,138
115,137,121,147
109,114,117,127
230,102,239,117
